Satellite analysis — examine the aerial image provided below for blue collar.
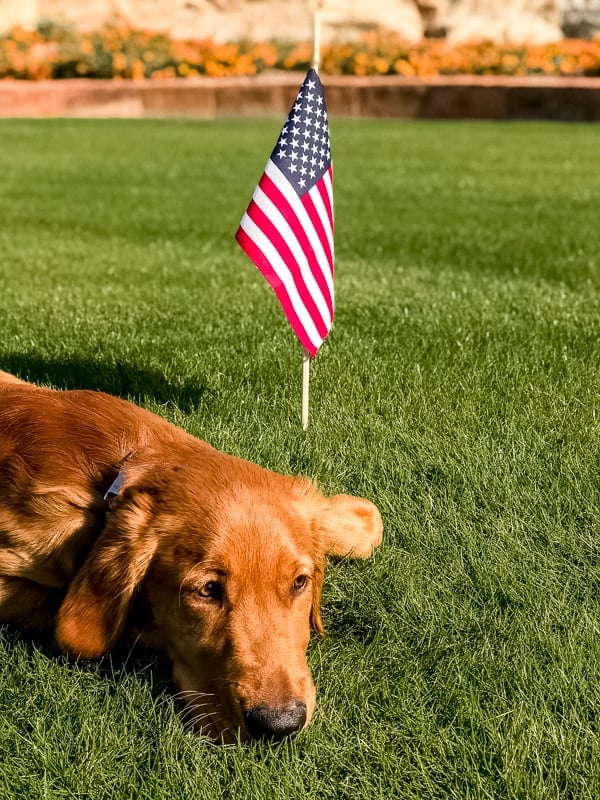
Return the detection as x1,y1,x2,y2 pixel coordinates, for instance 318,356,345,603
104,470,125,502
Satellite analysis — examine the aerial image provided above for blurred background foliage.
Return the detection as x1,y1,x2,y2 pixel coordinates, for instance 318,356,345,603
1,24,600,80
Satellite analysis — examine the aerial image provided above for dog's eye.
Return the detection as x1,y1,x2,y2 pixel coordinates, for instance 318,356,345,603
292,575,309,593
196,581,223,602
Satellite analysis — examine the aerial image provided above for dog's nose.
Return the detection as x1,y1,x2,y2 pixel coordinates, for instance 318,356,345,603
244,701,307,741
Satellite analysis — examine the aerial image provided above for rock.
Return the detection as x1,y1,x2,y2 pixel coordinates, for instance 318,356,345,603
0,0,424,42
0,0,596,45
436,0,563,44
562,0,600,38
319,0,423,43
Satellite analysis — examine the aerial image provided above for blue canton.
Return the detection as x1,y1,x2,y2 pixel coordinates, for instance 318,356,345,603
270,68,331,197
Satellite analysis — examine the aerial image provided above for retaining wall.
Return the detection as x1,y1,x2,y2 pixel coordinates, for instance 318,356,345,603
1,73,599,121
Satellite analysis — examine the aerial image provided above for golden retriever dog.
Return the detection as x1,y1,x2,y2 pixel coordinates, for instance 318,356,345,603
0,370,382,742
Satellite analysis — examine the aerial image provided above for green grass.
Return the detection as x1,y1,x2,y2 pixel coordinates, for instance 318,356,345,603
0,117,599,799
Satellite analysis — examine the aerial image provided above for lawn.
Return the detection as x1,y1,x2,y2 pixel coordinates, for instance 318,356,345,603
0,116,599,799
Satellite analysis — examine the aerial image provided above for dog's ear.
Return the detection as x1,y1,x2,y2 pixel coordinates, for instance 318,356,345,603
55,487,158,659
295,484,382,634
310,549,325,636
310,492,383,560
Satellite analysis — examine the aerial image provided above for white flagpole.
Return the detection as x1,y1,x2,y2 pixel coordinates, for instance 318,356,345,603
312,1,322,74
302,349,310,430
301,1,323,431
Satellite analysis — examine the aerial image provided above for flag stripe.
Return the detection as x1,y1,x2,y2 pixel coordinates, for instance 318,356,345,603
253,176,331,322
301,188,334,308
316,166,334,240
236,216,322,355
257,171,333,322
304,182,334,271
245,192,330,338
265,161,333,301
236,224,321,356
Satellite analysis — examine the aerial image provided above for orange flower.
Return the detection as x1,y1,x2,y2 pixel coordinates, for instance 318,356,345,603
131,58,145,79
213,43,238,65
250,42,276,68
151,66,176,79
113,52,127,72
2,25,600,81
394,58,415,76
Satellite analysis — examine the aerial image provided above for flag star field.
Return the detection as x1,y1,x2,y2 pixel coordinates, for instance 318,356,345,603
271,74,332,196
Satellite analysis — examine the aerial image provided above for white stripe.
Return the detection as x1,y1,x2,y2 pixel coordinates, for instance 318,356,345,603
306,182,334,297
265,160,333,296
323,168,335,239
239,213,323,351
252,185,332,328
307,182,334,260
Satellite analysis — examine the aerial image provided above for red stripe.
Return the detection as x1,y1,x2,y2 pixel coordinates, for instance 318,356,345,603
259,172,332,319
301,185,334,315
245,199,329,340
236,226,318,356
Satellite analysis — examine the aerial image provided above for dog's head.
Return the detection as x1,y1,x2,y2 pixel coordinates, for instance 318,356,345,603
55,445,382,742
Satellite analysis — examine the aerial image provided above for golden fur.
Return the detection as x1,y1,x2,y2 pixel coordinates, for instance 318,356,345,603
0,370,382,741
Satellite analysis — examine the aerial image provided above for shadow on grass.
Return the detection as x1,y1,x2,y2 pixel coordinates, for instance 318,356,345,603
0,352,210,412
0,621,174,702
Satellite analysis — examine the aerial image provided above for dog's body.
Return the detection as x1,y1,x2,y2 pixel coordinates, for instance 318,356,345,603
0,370,382,741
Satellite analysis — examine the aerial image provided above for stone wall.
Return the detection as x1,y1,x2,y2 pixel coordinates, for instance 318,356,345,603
2,74,599,121
0,0,598,44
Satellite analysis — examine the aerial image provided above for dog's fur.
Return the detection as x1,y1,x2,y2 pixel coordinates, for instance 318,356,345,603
0,370,382,741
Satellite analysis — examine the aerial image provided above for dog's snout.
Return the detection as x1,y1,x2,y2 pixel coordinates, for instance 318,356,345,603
244,701,307,741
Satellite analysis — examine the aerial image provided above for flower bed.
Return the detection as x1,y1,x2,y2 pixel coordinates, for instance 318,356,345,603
1,25,600,81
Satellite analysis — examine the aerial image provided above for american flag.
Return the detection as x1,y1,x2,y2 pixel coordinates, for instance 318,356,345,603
236,69,334,357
